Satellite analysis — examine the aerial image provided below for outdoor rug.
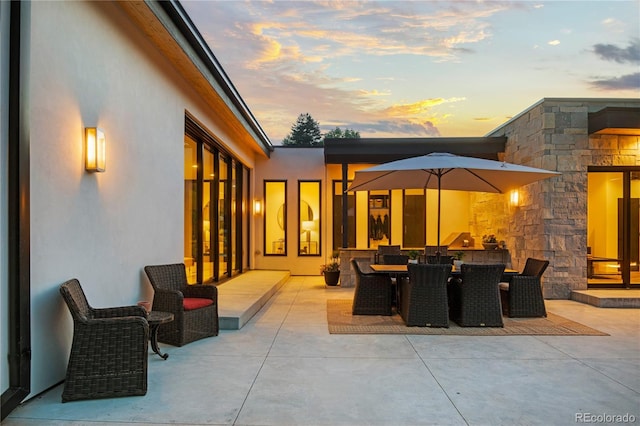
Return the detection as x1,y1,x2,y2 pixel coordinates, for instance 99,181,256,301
327,299,608,336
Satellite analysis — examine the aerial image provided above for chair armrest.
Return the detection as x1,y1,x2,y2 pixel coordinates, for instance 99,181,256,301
152,288,185,313
182,284,217,300
93,305,147,319
78,316,149,352
508,276,542,296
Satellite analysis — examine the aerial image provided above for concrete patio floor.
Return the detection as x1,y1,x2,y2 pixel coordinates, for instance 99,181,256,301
4,275,640,426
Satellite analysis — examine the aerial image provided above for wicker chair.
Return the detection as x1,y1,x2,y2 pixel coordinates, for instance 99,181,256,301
59,279,148,402
424,245,448,256
144,263,218,346
427,255,454,265
375,244,401,263
382,254,409,265
351,258,393,315
400,264,452,327
449,263,505,327
500,258,549,318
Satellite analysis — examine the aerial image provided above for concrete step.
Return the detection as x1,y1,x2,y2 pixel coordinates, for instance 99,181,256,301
217,270,290,330
570,289,640,308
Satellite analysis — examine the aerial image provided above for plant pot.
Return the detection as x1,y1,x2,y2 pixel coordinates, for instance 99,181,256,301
482,243,499,250
408,259,418,264
453,260,463,270
323,271,340,286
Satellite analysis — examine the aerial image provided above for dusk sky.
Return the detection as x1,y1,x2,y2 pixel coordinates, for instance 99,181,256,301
181,1,640,144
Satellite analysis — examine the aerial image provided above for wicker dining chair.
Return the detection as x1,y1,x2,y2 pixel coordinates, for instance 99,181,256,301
400,263,452,327
382,254,409,265
351,258,393,315
59,279,149,402
144,263,218,346
427,255,454,265
449,263,505,327
499,258,549,317
374,245,401,264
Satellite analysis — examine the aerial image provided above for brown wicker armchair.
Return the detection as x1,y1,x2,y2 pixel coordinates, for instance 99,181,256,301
500,258,549,317
449,263,505,327
351,258,393,315
59,279,149,402
144,263,218,346
400,264,452,327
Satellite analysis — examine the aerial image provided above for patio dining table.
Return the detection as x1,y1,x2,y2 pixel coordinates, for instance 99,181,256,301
370,263,519,278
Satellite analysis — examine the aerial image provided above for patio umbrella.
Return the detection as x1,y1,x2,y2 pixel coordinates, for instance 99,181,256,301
347,152,560,255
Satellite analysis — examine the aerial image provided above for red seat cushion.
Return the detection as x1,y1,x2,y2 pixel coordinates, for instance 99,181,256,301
183,297,214,311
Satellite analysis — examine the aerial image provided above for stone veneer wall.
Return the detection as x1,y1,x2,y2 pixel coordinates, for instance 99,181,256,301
487,98,640,298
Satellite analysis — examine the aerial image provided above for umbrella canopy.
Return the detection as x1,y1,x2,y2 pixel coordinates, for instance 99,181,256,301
347,152,561,254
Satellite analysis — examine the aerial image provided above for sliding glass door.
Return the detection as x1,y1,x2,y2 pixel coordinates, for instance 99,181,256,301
587,167,640,288
184,116,249,283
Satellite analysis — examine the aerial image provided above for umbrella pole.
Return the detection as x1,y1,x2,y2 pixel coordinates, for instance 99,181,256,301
436,172,441,260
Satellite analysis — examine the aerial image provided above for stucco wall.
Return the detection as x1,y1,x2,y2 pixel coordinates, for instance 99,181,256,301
1,0,11,394
26,1,260,398
488,98,640,298
254,147,327,275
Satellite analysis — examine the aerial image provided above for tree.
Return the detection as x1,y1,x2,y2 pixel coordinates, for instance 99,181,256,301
323,127,361,140
282,113,323,146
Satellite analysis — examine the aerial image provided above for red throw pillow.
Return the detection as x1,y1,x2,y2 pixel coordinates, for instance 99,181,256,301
183,297,213,311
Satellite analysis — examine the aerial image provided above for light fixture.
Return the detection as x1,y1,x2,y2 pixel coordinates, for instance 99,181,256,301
302,220,314,245
510,189,519,207
85,127,106,172
253,200,262,215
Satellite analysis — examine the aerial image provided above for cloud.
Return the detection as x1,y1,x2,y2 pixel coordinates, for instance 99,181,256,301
589,72,640,91
548,40,560,46
593,39,640,63
340,120,441,137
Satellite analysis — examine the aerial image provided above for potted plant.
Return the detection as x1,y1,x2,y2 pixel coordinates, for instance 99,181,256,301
482,234,499,250
320,252,341,286
453,251,465,270
408,250,420,264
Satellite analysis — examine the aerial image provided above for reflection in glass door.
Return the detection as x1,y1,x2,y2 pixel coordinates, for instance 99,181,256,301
588,168,640,287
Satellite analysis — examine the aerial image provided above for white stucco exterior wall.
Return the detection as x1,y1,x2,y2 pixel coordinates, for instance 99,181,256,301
1,0,11,395
254,147,328,275
26,1,260,398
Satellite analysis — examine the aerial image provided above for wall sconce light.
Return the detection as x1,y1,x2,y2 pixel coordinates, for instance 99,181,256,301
253,200,262,215
510,189,519,207
85,127,106,172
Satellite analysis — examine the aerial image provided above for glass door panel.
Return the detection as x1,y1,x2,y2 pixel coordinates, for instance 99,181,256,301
202,148,214,283
588,170,640,287
184,136,198,284
333,180,355,250
368,190,390,249
219,155,229,279
403,189,426,248
629,173,639,285
587,172,623,284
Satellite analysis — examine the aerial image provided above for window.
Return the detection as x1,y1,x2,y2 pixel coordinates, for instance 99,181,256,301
264,180,287,255
299,181,321,256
